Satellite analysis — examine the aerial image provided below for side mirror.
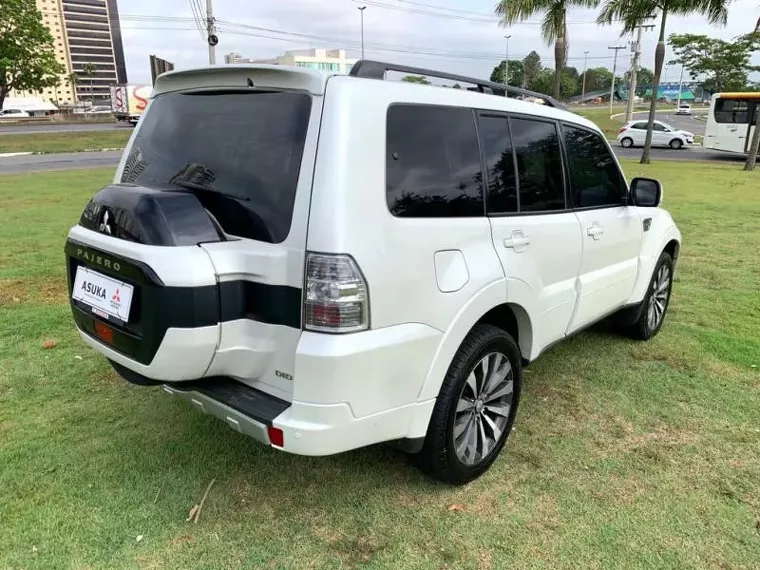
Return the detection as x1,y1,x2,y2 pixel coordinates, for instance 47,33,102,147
630,177,662,207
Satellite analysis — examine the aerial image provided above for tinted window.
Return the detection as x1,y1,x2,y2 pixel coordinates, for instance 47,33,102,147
510,118,565,212
632,122,647,130
386,105,484,217
120,91,312,244
714,98,749,124
563,125,627,208
652,122,667,131
478,114,517,214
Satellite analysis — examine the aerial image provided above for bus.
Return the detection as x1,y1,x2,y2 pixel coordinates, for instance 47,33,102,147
703,92,760,155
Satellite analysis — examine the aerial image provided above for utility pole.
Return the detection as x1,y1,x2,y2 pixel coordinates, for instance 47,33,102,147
625,22,654,123
608,45,626,116
206,0,217,65
358,6,366,60
676,64,685,108
504,35,511,86
581,51,589,103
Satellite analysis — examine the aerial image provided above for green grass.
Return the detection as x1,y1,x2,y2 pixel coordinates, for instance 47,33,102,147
1,164,759,569
0,130,131,154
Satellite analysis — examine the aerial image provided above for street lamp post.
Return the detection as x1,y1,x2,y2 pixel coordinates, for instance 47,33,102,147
581,50,589,102
358,6,366,60
504,35,511,86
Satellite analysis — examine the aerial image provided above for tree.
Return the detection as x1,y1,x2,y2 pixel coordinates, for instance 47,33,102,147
523,51,543,88
83,63,96,101
598,0,733,164
561,67,580,97
496,0,600,100
0,0,65,110
491,60,525,87
581,66,614,93
668,33,760,93
529,69,555,95
67,73,79,102
402,75,431,85
624,67,654,93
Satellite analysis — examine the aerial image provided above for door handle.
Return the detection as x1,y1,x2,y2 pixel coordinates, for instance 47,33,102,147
586,223,604,240
504,232,531,250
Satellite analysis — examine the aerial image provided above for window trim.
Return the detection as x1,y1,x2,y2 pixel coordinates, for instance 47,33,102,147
480,110,570,217
559,121,630,212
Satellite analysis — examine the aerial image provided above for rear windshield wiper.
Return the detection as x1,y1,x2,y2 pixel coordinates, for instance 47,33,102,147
171,180,251,202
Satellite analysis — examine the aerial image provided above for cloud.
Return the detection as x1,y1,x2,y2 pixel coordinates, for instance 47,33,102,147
120,0,760,84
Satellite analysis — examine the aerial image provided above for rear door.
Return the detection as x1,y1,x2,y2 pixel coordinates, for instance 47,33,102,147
116,86,321,400
562,124,642,333
479,113,583,355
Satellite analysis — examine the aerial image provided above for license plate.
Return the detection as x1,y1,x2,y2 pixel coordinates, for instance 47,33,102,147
72,266,134,322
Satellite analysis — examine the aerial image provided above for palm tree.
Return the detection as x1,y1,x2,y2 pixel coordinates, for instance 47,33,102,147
597,0,733,164
83,63,96,102
496,0,599,100
67,73,79,104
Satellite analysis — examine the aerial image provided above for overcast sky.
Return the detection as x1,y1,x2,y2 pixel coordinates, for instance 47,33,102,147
120,0,760,85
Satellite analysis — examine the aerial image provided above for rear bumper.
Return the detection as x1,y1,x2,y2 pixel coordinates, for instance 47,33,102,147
161,378,436,456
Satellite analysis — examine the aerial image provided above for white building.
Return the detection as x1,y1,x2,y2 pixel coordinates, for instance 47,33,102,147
250,49,357,74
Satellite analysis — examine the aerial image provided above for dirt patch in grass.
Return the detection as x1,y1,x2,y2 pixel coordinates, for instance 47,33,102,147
0,276,67,307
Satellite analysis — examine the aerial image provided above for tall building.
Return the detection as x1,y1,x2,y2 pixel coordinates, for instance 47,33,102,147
34,0,128,104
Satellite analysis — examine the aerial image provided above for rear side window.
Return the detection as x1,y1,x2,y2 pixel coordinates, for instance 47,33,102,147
478,114,517,214
120,90,312,244
563,125,627,208
714,99,749,124
631,122,647,129
386,105,484,217
510,118,565,212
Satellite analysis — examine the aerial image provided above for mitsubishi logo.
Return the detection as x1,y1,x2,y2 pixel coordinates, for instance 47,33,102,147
98,209,112,235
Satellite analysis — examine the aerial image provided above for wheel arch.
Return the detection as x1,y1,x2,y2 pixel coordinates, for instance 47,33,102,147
415,280,534,404
628,219,682,305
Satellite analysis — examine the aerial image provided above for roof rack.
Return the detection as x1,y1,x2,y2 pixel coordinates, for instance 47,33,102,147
349,60,565,109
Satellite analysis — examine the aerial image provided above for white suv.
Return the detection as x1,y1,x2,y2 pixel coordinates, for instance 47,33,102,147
65,61,681,484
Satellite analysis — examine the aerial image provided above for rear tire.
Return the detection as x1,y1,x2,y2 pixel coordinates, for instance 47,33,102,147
621,137,634,148
621,252,674,341
669,138,683,150
411,324,521,485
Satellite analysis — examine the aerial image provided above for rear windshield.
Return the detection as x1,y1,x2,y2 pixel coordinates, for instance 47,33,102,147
120,90,312,243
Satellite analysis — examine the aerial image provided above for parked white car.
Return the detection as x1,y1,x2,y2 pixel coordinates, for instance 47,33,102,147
675,104,692,115
64,61,681,484
0,109,31,119
618,119,695,149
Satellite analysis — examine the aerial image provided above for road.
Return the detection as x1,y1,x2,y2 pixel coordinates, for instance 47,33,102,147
0,151,122,174
0,122,127,135
626,110,707,136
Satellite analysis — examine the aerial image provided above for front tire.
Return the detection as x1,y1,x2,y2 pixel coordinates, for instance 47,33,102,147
669,138,683,150
411,324,521,485
622,252,674,340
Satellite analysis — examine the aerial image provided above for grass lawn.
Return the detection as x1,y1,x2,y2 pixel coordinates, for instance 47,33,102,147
0,130,131,154
1,163,759,569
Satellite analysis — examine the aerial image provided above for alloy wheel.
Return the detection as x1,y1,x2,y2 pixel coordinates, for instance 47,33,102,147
453,352,514,466
647,264,671,331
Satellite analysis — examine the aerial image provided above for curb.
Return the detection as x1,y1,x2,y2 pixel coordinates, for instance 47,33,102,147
0,152,33,158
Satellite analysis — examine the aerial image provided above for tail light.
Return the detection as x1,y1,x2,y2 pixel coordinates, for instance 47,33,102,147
618,126,627,133
304,253,369,333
